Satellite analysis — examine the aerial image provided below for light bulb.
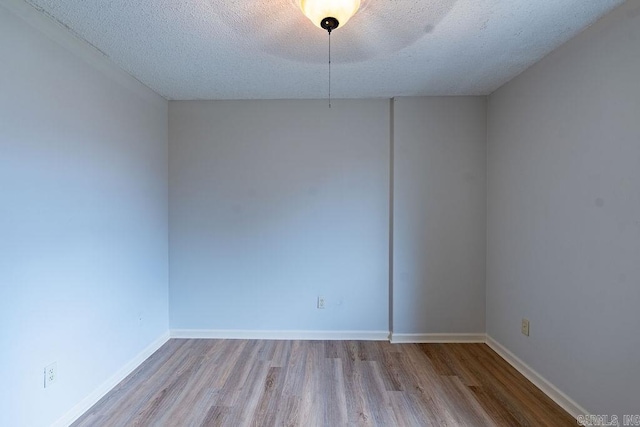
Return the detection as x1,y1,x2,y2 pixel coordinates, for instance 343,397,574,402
299,0,361,30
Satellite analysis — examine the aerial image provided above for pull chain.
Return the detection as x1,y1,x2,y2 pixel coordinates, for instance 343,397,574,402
321,17,338,108
328,30,332,108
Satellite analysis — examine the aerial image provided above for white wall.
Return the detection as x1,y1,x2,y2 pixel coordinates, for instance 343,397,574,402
392,97,487,335
487,0,640,418
0,1,169,426
169,100,390,332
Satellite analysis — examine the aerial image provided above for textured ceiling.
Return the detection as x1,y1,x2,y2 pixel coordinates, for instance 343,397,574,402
26,0,624,100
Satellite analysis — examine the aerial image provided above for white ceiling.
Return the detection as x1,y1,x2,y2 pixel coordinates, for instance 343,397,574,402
26,0,624,100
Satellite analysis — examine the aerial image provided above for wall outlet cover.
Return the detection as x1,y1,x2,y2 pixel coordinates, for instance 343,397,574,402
44,362,57,388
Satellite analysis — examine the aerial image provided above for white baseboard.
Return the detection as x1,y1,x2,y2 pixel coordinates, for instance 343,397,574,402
51,331,170,427
486,335,588,419
170,329,390,341
390,333,486,343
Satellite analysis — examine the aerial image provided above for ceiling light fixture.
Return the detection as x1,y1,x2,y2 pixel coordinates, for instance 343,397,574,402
299,0,361,107
299,0,361,31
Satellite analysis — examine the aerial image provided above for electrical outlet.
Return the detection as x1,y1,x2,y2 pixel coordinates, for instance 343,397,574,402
317,296,325,309
521,318,530,336
44,362,57,388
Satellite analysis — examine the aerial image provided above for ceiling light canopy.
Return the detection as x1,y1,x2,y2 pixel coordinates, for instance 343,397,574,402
299,0,361,32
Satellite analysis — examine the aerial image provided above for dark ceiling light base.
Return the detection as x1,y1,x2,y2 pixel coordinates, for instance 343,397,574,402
320,17,339,33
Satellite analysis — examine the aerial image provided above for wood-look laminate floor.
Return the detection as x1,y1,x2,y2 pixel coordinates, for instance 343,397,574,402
73,339,575,427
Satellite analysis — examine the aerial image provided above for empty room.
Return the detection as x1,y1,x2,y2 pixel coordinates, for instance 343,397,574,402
1,0,638,425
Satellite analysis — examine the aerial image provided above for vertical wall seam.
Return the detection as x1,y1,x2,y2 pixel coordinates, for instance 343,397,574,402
166,101,172,328
388,98,395,337
484,95,489,334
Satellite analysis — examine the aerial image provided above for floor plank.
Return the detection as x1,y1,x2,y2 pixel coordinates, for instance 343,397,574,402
72,340,576,427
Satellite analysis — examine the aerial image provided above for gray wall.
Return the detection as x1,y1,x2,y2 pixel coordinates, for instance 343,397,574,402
169,98,488,336
169,100,390,332
487,0,640,417
393,97,487,334
0,2,169,426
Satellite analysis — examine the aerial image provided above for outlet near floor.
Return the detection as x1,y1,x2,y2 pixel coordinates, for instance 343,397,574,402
44,362,57,388
521,318,530,336
317,296,325,309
